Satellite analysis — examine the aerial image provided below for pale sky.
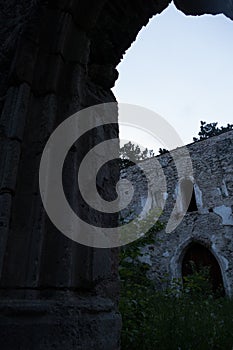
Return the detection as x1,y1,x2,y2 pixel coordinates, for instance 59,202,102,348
113,2,233,153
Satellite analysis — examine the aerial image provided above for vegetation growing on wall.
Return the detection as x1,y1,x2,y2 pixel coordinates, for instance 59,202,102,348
119,141,155,169
119,122,233,349
119,221,233,350
120,122,233,169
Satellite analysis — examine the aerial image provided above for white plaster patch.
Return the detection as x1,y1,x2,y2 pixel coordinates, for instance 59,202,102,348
221,180,229,197
213,205,233,226
138,254,152,266
139,193,152,219
221,255,229,271
194,183,203,209
162,250,170,258
174,183,183,213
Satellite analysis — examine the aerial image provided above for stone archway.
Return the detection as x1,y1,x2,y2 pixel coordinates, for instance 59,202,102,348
0,0,233,349
182,242,225,295
89,0,233,90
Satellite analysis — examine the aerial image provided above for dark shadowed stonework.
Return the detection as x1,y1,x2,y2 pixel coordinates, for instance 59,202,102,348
122,131,233,296
0,1,233,349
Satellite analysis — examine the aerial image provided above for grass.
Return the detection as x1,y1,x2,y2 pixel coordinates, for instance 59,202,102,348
119,218,233,349
120,287,233,350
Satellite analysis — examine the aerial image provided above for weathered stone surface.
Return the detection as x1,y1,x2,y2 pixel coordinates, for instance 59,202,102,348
0,0,233,348
0,298,121,350
123,131,233,296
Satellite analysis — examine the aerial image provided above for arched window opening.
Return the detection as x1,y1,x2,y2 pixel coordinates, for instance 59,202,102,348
180,179,198,212
182,243,225,297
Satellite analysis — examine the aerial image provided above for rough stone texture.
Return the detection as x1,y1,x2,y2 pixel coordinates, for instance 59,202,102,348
122,131,233,296
0,297,121,350
0,1,122,349
0,0,233,349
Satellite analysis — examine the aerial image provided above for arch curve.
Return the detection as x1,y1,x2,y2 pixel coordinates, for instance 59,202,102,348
170,237,231,296
89,0,233,89
182,242,225,295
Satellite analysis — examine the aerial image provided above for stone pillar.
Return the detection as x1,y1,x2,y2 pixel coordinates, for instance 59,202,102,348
0,1,121,348
2,0,231,348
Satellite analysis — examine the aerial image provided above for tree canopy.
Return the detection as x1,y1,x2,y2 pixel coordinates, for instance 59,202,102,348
120,121,233,169
193,121,233,142
119,141,155,169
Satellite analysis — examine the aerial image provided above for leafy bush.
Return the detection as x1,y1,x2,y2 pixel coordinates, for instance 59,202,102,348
119,141,155,169
119,230,233,350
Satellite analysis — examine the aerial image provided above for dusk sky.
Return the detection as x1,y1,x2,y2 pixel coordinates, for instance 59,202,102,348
113,2,233,153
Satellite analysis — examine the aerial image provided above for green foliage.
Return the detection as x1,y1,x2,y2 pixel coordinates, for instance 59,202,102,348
193,121,233,142
182,261,219,299
120,141,155,162
119,217,164,348
159,147,169,155
120,236,233,350
119,141,155,169
119,120,233,349
120,121,233,170
120,292,233,350
120,209,164,285
183,268,212,298
119,207,163,248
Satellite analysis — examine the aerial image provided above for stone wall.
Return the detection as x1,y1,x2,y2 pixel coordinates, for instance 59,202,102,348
0,1,122,349
122,131,233,296
0,0,233,348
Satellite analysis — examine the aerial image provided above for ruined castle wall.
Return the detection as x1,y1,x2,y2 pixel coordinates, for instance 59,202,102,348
0,0,233,348
123,131,233,296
